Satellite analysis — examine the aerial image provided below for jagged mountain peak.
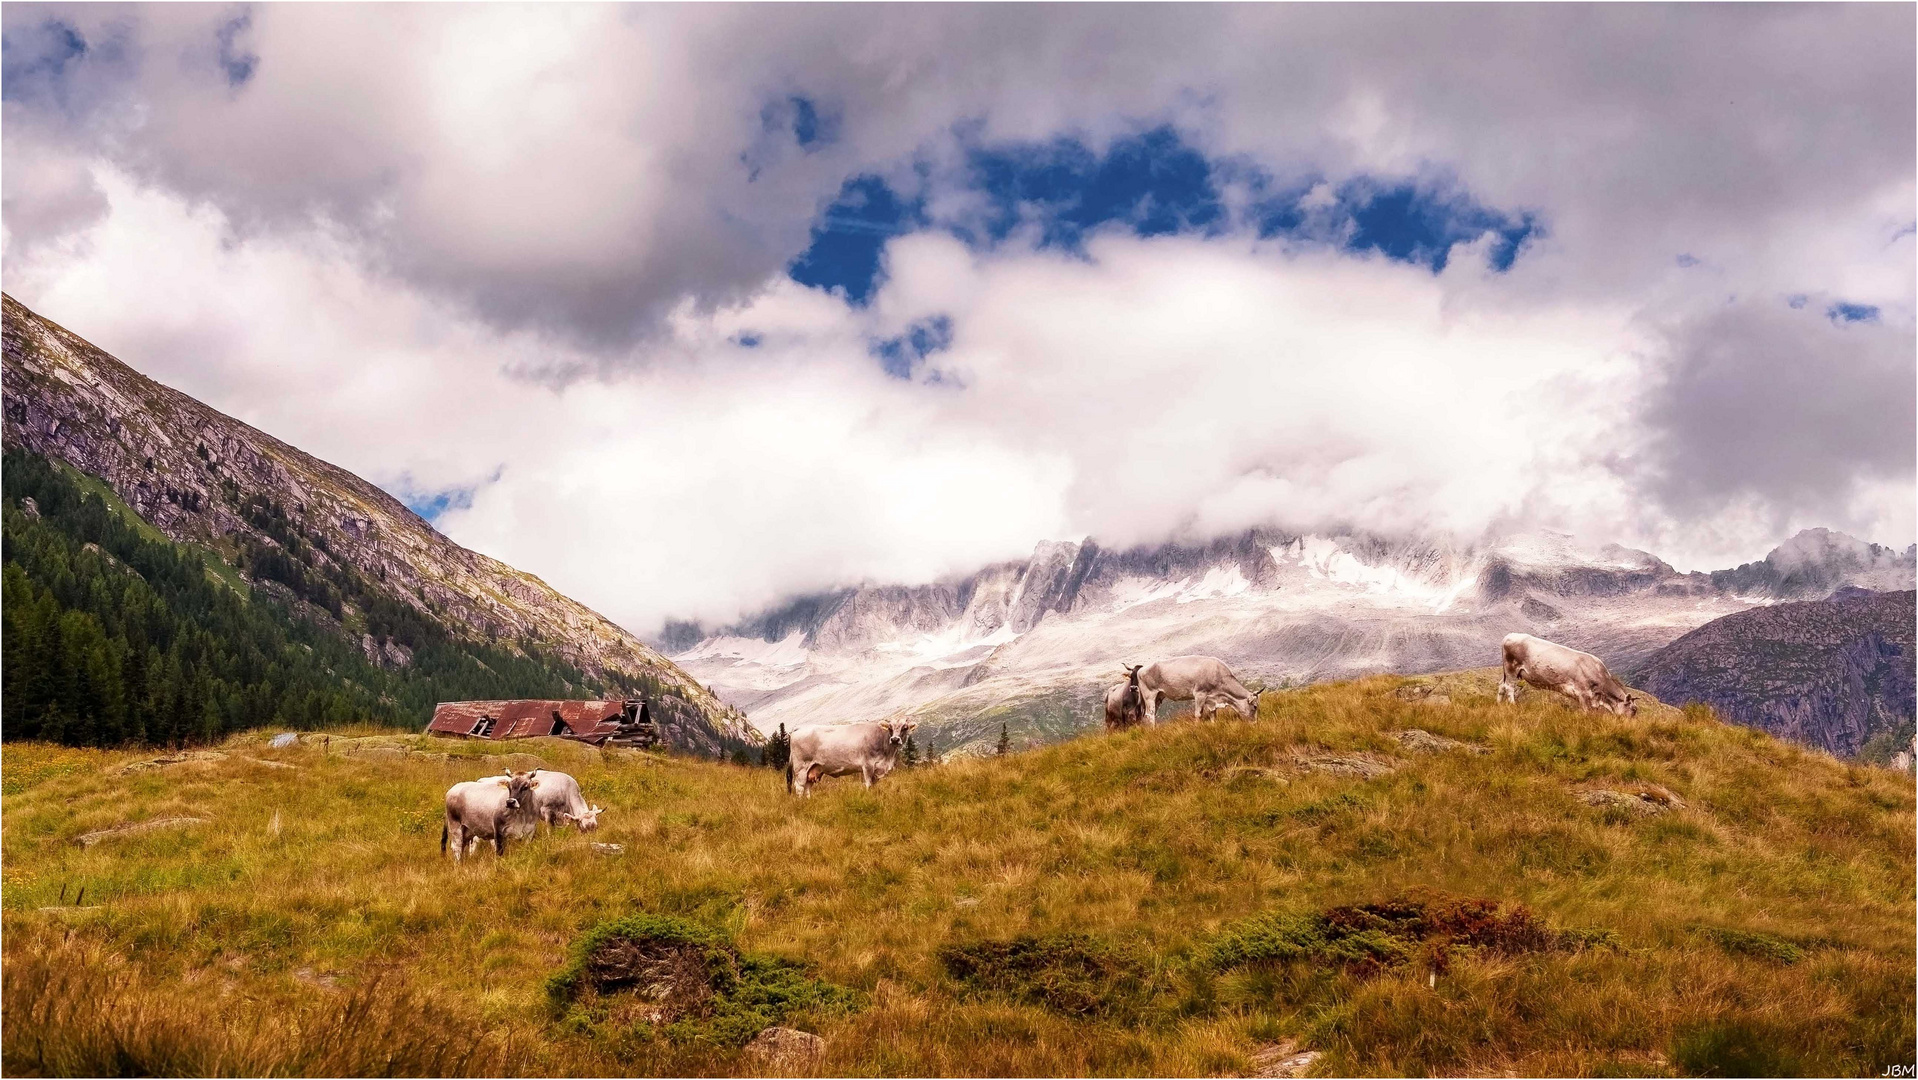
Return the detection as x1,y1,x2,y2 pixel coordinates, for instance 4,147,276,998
674,520,1913,752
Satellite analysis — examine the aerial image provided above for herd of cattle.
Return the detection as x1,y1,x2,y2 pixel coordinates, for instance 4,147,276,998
439,632,1636,860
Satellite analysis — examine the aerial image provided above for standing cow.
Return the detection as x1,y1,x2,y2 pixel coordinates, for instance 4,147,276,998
786,720,916,797
1137,655,1262,723
441,770,542,861
1104,664,1148,731
1497,633,1639,716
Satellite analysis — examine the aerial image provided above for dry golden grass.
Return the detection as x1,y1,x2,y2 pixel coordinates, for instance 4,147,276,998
3,673,1912,1077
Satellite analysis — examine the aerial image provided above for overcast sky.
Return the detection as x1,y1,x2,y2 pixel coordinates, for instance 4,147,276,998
4,4,1913,635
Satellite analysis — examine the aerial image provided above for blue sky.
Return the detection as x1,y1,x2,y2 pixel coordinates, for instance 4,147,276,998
789,125,1541,309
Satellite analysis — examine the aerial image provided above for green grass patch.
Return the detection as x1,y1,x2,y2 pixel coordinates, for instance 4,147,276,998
1691,925,1805,964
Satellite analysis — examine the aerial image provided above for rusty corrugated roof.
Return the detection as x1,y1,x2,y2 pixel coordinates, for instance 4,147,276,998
425,699,631,740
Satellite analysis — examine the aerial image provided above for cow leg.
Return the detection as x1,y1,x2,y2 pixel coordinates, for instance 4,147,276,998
1498,661,1520,704
1193,692,1210,722
862,765,876,788
446,822,462,863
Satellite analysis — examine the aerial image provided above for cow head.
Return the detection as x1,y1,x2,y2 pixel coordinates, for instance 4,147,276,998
1614,693,1640,718
885,720,918,751
496,770,540,810
576,805,605,831
1122,663,1143,686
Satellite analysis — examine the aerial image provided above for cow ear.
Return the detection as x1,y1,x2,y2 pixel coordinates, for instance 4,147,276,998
492,777,511,787
526,777,541,788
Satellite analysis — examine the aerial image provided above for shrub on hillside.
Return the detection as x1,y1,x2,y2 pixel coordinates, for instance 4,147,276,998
938,932,1157,1019
547,913,863,1047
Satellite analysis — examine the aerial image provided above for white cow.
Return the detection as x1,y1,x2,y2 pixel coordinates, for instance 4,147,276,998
787,720,916,797
1137,655,1262,723
441,770,542,861
1497,633,1638,716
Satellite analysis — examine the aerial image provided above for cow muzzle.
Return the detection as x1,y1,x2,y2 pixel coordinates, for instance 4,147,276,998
505,798,520,810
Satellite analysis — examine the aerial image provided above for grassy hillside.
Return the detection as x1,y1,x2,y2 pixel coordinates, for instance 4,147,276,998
3,675,1912,1077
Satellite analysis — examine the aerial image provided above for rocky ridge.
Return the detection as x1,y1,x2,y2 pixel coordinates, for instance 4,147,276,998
2,293,755,754
1633,590,1916,758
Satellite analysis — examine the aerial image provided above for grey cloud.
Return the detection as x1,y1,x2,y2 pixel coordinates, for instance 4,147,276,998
1640,299,1916,527
4,4,1911,347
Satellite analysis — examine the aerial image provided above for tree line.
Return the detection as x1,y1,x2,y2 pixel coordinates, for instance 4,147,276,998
0,450,663,748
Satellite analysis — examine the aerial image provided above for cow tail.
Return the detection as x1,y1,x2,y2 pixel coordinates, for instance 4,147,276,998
440,821,448,856
784,761,794,793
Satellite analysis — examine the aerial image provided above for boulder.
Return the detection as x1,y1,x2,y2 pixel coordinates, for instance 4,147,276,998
744,1026,825,1070
1246,1040,1321,1078
1577,784,1684,815
269,732,299,749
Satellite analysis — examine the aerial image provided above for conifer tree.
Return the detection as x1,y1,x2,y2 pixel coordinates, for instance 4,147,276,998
902,732,919,767
762,722,791,769
995,722,1011,756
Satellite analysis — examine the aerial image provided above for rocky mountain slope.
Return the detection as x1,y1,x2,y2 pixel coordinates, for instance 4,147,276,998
1632,590,1916,758
2,293,755,755
672,526,1914,756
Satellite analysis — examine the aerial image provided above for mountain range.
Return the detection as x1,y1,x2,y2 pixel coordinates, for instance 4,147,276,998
2,294,756,756
668,526,1915,757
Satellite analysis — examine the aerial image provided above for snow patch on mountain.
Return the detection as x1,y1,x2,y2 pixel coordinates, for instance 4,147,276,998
671,526,1915,752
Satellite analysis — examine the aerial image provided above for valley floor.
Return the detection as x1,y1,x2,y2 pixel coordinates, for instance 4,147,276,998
2,676,1913,1077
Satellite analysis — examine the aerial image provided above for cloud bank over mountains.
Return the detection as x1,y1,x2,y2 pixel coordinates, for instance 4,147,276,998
3,4,1911,634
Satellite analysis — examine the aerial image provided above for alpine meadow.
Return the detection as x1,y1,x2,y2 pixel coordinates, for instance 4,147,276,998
3,5,1915,1079
5,680,1912,1076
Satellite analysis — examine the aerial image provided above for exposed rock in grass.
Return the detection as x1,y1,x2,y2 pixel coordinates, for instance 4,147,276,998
1294,752,1395,779
744,1026,825,1069
1213,764,1289,785
120,751,226,773
548,913,863,1047
268,733,299,749
294,967,341,990
242,757,299,770
1577,784,1684,816
1247,1039,1321,1078
77,816,210,847
939,932,1155,1018
1392,684,1453,706
1390,729,1488,755
590,843,625,856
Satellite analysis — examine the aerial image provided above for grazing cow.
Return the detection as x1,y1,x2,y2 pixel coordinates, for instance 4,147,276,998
786,720,916,797
499,769,603,831
1104,664,1148,731
1498,633,1638,717
1137,655,1262,723
441,770,542,861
